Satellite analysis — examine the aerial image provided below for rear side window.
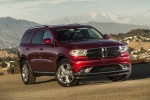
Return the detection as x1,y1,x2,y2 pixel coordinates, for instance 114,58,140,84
31,30,44,44
21,31,32,44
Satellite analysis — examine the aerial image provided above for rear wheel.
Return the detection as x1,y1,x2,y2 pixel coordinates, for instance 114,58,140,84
21,60,36,85
56,59,79,87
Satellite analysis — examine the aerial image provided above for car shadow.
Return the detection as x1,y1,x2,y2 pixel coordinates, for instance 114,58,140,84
129,63,150,80
34,63,150,85
35,78,56,84
80,63,150,85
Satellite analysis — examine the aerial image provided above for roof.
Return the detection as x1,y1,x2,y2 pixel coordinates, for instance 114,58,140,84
28,24,91,30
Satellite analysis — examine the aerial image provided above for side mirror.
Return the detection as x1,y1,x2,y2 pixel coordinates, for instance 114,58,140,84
43,38,51,44
103,34,110,39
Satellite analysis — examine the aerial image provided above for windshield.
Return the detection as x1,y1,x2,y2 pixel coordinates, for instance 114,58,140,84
54,27,104,42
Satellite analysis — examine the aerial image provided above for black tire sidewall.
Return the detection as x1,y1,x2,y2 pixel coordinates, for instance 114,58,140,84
124,65,132,80
21,61,30,84
21,60,36,85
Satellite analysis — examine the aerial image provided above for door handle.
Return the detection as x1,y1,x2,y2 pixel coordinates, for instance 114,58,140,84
40,48,43,51
26,48,29,50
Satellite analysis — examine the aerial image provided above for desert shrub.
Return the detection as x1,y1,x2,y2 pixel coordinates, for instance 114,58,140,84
7,67,14,75
0,58,3,62
0,72,4,76
10,61,18,67
1,62,7,68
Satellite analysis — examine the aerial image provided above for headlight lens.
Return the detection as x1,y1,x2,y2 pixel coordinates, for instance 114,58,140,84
69,49,87,56
119,46,128,53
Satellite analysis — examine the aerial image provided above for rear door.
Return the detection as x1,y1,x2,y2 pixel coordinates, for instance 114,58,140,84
28,30,45,71
28,30,55,72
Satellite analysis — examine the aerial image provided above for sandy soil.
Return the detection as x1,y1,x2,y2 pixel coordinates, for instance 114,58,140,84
0,64,150,100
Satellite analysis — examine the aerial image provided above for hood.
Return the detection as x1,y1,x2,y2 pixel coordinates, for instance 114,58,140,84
59,39,124,49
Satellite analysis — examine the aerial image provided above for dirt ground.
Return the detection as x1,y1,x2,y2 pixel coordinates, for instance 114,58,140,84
0,64,150,100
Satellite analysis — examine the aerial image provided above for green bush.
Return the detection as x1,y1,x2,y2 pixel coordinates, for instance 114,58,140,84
1,62,7,68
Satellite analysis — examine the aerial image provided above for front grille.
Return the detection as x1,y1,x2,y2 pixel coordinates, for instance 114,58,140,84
86,47,120,59
90,65,122,73
106,47,120,58
86,48,103,59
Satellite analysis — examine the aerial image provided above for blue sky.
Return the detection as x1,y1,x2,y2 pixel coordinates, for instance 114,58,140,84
0,0,150,24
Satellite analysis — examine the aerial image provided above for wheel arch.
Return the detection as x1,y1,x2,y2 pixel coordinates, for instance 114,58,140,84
19,57,27,70
56,54,69,69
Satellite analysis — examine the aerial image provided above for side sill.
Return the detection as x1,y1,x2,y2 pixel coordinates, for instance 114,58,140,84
33,71,55,76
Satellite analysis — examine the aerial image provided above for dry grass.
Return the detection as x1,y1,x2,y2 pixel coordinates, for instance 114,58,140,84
0,51,16,57
127,42,150,51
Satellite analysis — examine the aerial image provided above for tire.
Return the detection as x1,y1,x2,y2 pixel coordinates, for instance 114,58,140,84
21,60,36,85
124,66,132,80
108,66,132,82
55,59,79,87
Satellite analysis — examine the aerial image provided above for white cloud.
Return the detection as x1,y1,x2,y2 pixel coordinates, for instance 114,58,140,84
0,0,149,24
0,0,99,4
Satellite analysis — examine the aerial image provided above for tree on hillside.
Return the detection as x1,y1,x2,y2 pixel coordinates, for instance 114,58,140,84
0,57,2,62
1,62,7,68
140,47,146,53
5,56,11,62
128,47,135,54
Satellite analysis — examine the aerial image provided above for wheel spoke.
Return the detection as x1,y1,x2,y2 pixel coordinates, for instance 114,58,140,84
60,65,66,73
58,74,65,81
65,75,70,84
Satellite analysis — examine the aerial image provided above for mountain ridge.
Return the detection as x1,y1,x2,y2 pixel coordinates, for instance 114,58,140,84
0,17,150,47
0,17,39,47
49,12,150,25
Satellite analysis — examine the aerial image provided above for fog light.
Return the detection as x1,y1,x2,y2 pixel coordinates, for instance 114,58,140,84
78,67,92,73
120,64,129,70
84,67,92,73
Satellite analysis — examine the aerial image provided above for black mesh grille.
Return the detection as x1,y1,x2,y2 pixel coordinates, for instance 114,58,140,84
86,48,103,59
86,47,120,59
90,65,122,73
106,47,120,58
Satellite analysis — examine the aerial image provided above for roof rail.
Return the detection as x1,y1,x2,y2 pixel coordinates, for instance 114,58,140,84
67,23,80,25
29,25,49,29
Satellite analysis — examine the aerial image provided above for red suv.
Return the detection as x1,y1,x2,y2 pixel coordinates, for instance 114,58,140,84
18,24,131,87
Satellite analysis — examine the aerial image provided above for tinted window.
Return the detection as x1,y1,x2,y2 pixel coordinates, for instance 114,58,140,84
54,27,103,42
21,31,32,44
43,30,53,43
31,30,44,44
43,30,53,40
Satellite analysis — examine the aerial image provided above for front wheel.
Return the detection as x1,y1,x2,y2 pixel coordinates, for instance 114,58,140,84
55,59,79,87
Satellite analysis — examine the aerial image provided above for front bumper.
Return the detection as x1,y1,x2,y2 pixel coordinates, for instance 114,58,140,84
74,69,129,79
70,56,130,73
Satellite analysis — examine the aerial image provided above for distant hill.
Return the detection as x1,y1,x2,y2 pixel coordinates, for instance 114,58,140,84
110,29,150,40
87,22,150,34
110,29,150,51
0,17,149,47
0,17,39,47
49,12,150,25
49,12,150,34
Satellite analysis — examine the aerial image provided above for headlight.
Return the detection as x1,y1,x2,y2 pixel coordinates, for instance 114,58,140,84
69,49,87,56
119,46,128,53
